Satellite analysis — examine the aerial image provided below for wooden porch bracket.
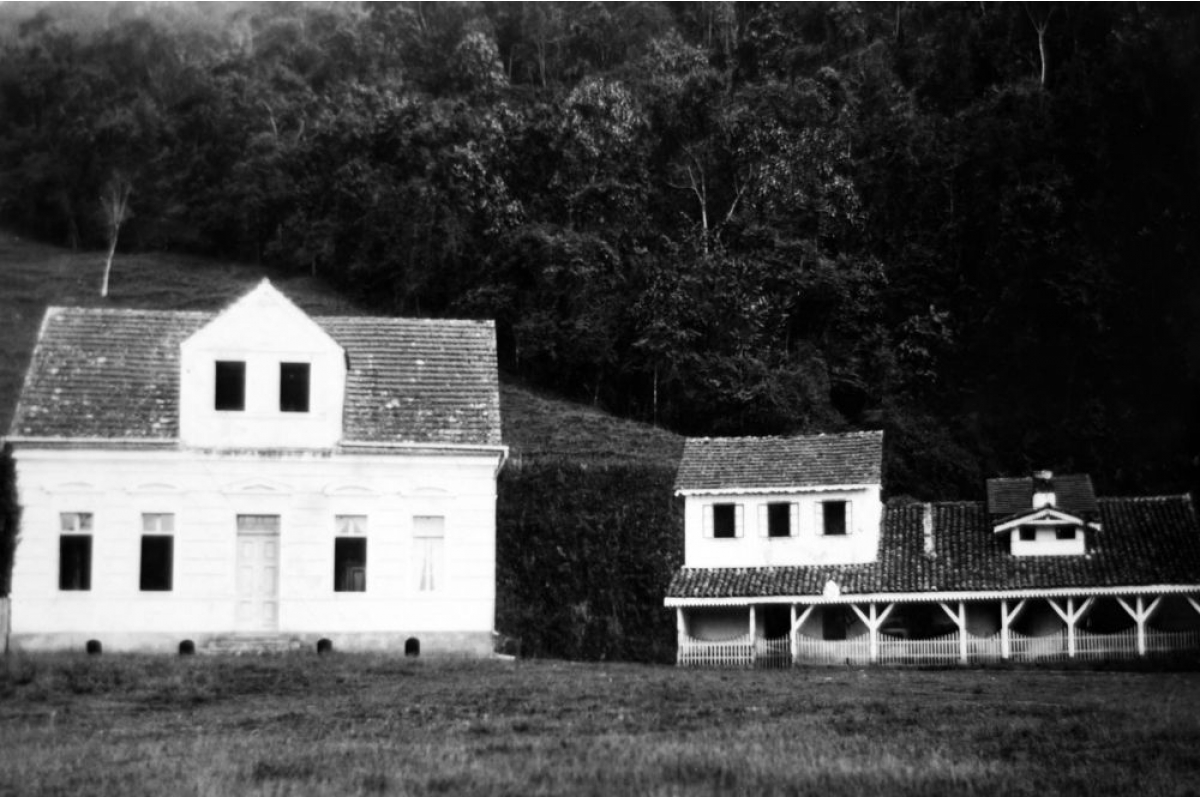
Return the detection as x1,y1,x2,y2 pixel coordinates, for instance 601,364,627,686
789,604,816,664
1115,595,1162,656
938,601,969,663
849,602,895,663
1000,599,1028,660
1047,597,1095,658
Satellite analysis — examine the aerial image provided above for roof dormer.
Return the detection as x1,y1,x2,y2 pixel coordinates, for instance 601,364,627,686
179,280,346,449
987,471,1099,556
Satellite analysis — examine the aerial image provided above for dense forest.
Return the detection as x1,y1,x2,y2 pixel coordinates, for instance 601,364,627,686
2,1,1199,499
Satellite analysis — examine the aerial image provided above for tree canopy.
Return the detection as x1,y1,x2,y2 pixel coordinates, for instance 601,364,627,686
2,1,1198,498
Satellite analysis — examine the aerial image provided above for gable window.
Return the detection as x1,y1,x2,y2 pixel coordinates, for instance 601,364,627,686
334,515,367,592
1019,527,1037,541
1055,526,1076,540
215,361,246,411
280,362,310,413
413,516,445,592
139,513,174,592
821,501,849,536
59,512,93,591
766,502,794,538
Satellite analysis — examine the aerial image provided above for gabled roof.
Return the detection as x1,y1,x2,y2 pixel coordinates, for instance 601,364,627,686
987,474,1098,517
674,431,883,493
666,495,1200,599
9,305,501,446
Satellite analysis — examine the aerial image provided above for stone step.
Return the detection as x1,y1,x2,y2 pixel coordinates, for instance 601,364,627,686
200,635,308,655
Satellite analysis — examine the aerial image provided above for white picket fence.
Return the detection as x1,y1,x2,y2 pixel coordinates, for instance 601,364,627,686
678,626,1200,668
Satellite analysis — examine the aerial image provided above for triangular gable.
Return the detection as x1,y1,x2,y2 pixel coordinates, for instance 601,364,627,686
993,507,1088,534
183,279,342,354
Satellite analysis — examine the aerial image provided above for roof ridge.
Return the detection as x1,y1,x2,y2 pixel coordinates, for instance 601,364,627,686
47,306,213,316
685,429,883,443
316,315,495,326
1098,494,1193,503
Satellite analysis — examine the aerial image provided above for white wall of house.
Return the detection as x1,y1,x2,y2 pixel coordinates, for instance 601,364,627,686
8,447,500,652
680,486,883,568
1008,525,1087,557
179,282,346,449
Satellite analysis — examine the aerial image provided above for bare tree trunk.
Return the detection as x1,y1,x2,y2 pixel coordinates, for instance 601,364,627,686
100,173,132,298
1025,4,1053,87
101,236,118,298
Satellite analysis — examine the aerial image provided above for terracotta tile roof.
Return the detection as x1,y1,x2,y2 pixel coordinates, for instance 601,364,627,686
987,474,1099,518
666,495,1200,598
9,306,501,446
675,431,883,492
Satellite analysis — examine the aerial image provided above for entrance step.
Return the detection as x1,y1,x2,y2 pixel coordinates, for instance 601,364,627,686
201,634,307,655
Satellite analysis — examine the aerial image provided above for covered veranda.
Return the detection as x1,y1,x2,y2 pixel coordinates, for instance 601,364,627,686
672,588,1200,667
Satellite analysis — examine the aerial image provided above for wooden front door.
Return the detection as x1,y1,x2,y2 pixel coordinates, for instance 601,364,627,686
236,515,280,631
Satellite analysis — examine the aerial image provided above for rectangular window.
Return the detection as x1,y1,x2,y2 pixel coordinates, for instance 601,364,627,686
413,516,445,592
334,515,367,592
712,503,737,539
1020,527,1037,541
215,360,246,411
140,513,174,591
822,501,848,536
280,362,310,412
1055,526,1076,540
59,512,93,591
767,503,792,538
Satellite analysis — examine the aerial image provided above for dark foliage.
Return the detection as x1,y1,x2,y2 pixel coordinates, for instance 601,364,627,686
496,461,682,662
0,444,18,596
0,2,1198,495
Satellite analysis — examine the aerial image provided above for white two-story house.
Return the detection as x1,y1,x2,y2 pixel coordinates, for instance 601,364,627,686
666,431,1200,666
5,280,506,654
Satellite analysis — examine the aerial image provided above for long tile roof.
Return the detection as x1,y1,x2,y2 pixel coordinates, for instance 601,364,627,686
675,431,883,492
667,495,1200,598
9,306,501,446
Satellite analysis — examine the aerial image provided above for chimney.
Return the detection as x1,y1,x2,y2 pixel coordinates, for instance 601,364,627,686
1032,470,1056,508
922,503,935,555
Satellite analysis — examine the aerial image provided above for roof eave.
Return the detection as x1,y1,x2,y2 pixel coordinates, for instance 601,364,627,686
675,482,880,497
665,584,1200,607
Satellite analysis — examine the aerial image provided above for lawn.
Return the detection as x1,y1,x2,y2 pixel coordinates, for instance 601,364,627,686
1,655,1198,795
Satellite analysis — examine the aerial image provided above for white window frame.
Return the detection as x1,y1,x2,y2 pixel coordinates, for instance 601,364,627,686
759,501,799,538
333,514,368,593
139,512,175,592
413,515,446,593
704,503,744,539
817,500,852,537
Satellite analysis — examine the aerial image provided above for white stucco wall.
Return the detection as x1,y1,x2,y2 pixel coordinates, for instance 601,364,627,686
680,485,884,568
8,447,500,651
1008,525,1087,556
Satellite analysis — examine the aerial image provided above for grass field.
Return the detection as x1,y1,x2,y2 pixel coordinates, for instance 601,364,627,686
1,654,1199,795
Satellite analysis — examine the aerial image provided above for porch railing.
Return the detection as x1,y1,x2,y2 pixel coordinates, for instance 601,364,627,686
677,626,1200,668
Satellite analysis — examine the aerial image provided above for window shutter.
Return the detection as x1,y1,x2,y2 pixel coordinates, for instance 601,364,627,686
758,504,769,538
735,504,744,538
815,501,824,536
790,503,800,538
703,504,713,538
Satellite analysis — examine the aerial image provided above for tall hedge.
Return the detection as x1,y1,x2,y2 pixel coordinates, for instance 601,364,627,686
0,444,19,596
496,461,682,663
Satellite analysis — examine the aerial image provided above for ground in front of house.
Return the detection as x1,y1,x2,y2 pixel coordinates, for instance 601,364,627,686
1,655,1198,795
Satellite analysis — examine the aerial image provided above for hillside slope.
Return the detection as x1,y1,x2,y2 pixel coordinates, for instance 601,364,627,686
0,231,682,467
